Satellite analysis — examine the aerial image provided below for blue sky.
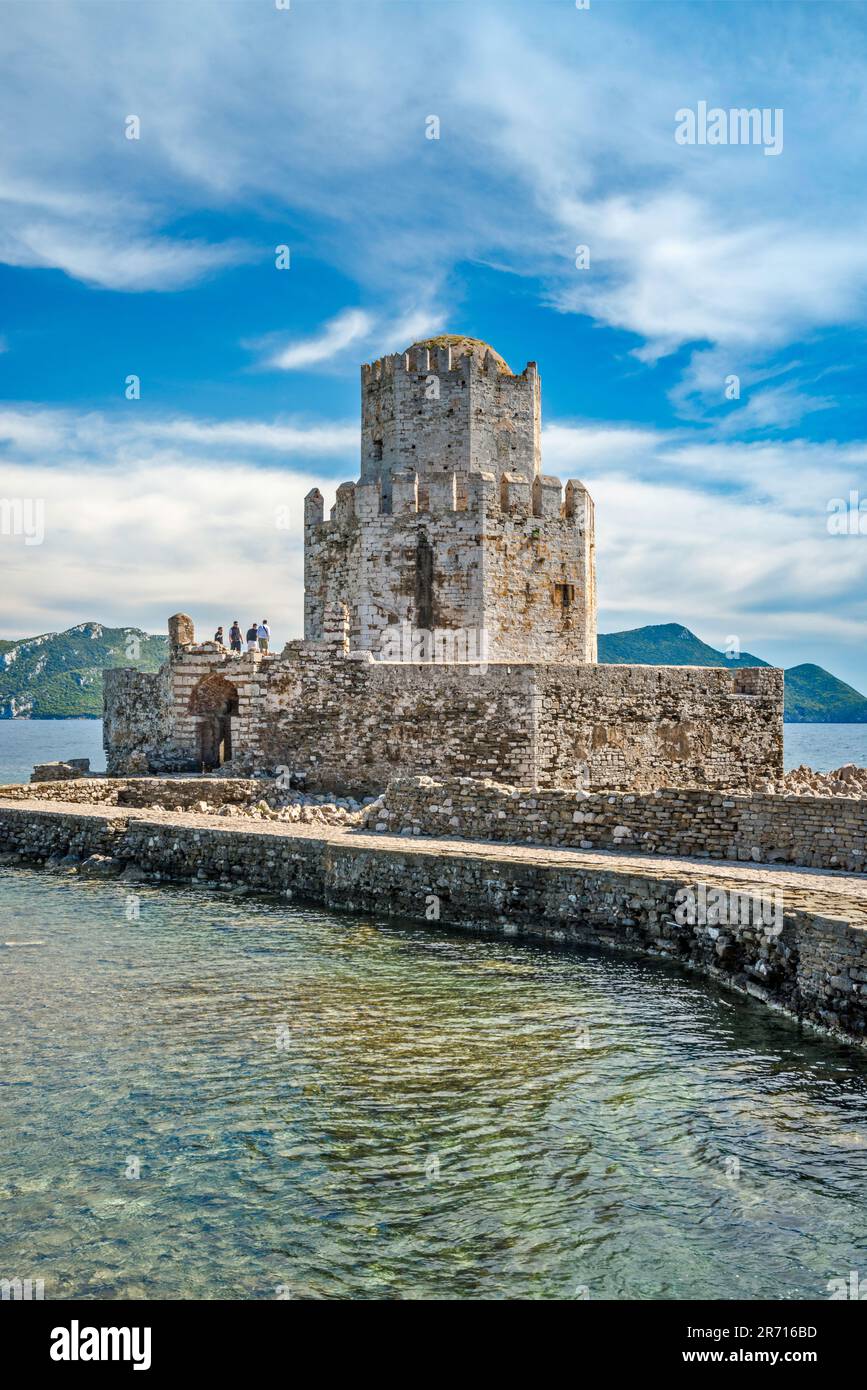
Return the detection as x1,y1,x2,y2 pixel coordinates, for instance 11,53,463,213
1,0,866,689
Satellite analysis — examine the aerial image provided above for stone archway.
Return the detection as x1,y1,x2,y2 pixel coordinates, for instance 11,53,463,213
189,674,240,771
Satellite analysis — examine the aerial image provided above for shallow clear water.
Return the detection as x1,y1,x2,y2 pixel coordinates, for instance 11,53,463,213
1,866,867,1300
0,719,865,787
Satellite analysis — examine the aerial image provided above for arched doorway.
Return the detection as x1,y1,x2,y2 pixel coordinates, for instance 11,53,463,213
189,674,240,771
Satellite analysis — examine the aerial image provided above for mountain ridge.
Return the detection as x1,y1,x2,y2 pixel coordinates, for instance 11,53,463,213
0,622,167,719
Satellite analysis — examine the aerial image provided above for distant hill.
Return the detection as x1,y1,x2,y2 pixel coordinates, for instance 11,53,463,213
0,623,167,719
598,623,769,670
782,663,867,724
598,624,867,724
0,620,865,723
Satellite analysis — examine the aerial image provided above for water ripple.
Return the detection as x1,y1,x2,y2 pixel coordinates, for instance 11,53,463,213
2,865,867,1299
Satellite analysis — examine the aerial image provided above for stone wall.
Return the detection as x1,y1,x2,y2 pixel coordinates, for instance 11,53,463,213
102,665,182,773
102,633,784,794
536,663,782,791
1,801,866,1044
372,777,867,873
0,776,266,808
10,773,862,876
30,759,90,782
0,779,119,804
303,469,596,664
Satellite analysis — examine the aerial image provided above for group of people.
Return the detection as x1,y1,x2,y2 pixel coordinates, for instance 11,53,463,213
214,619,271,655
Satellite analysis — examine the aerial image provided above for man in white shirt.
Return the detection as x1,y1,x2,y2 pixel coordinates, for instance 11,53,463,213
257,619,271,653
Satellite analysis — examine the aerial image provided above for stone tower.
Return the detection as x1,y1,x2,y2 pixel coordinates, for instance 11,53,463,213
304,335,597,663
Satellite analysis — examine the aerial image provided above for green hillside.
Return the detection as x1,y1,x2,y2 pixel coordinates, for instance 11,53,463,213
598,623,768,669
598,624,867,723
782,664,867,724
0,622,167,719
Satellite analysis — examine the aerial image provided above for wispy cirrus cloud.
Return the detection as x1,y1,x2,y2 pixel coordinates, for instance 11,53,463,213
1,222,251,293
0,406,356,465
140,416,356,456
257,302,448,372
262,309,373,371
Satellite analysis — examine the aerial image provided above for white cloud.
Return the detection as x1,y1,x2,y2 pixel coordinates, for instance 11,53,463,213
0,409,68,452
2,222,249,292
552,196,867,364
715,386,836,435
0,457,319,643
260,303,448,372
265,309,373,370
0,403,360,640
133,417,357,456
1,404,865,690
543,421,867,685
0,406,357,464
543,423,664,475
369,305,449,356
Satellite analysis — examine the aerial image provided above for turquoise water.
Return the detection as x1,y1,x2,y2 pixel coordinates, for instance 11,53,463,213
0,720,865,787
1,866,867,1300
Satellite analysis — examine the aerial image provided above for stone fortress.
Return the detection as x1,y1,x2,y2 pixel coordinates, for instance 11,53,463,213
8,336,867,1047
103,335,784,793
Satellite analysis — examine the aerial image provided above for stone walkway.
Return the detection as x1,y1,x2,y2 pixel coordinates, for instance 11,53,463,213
4,795,866,927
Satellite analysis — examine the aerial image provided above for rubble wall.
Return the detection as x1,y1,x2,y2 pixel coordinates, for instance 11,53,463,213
373,777,867,873
102,638,784,795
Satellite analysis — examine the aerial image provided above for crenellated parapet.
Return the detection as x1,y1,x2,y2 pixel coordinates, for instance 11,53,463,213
305,470,593,529
360,337,518,384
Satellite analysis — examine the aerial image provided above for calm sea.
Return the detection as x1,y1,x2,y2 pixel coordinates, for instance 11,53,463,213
0,719,107,784
1,865,867,1300
0,718,865,786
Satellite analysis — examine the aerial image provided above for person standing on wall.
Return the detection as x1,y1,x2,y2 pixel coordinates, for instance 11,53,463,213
258,618,271,653
229,620,242,655
246,621,259,653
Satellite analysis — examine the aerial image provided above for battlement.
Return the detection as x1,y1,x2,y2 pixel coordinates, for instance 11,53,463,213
304,472,592,529
361,341,536,391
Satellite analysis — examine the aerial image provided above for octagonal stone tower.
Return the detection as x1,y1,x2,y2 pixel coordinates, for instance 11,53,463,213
304,336,597,664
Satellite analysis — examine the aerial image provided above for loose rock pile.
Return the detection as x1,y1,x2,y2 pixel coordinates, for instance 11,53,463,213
211,789,372,828
0,774,379,827
770,763,867,798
